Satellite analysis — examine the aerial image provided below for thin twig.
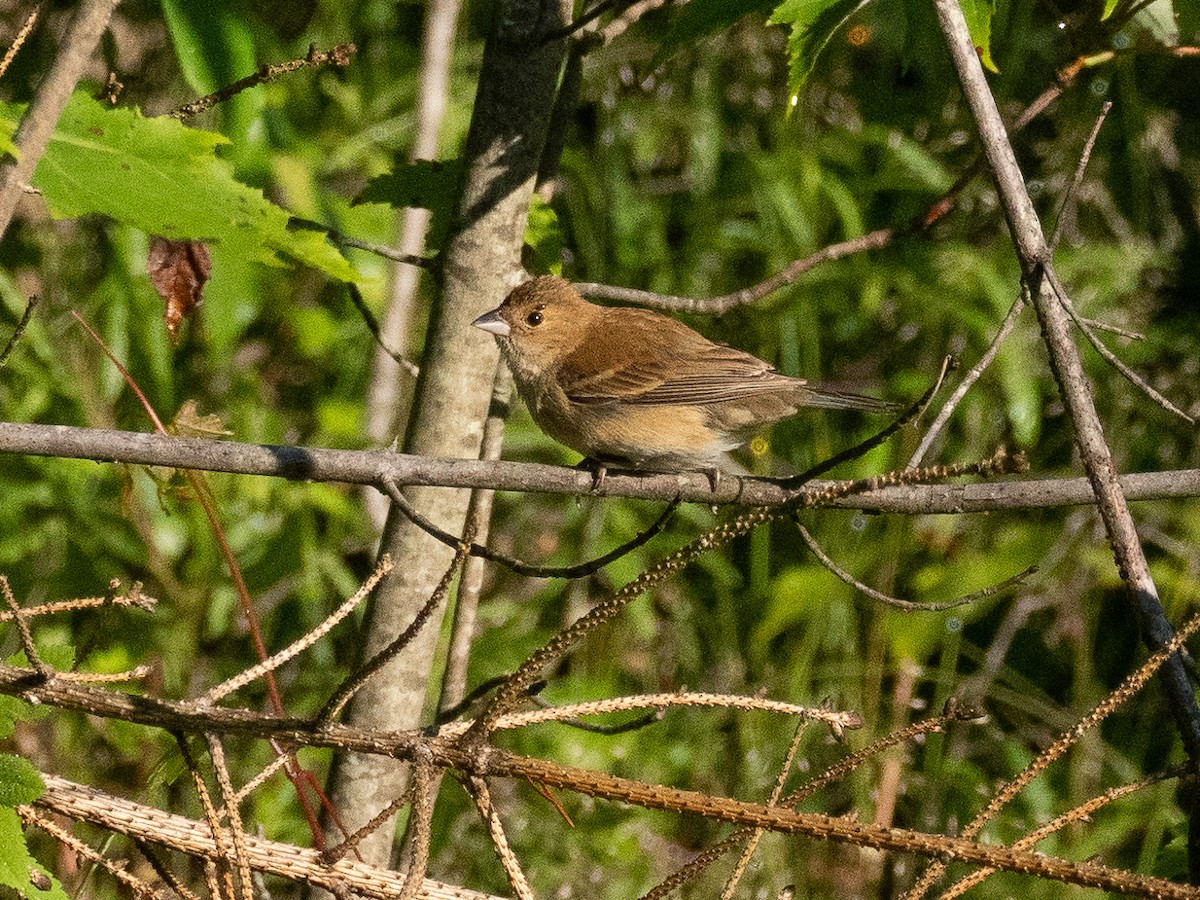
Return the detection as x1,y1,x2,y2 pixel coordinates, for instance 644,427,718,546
19,805,167,899
538,0,617,44
794,521,1036,612
346,283,419,377
575,228,895,313
0,4,41,81
398,746,436,900
465,776,535,900
1048,101,1112,251
721,719,809,900
780,355,953,489
0,582,157,621
133,836,201,900
1,574,50,678
600,0,670,45
319,522,474,722
0,294,37,368
204,734,254,900
435,691,861,737
170,43,356,119
176,735,233,900
908,294,1026,468
1048,267,1194,423
386,478,679,578
195,555,393,706
321,782,416,865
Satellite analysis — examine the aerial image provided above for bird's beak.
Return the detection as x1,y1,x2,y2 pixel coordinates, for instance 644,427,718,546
472,307,510,337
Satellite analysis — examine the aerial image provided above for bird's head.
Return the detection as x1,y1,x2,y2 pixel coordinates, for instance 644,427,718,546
472,276,597,375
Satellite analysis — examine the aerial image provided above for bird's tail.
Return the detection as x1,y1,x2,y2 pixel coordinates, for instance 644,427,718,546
799,386,901,415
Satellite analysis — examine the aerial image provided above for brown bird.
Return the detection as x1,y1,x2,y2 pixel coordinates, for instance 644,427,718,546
473,276,895,473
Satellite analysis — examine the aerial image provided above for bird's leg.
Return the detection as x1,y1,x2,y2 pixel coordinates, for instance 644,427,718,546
704,466,722,493
576,457,609,492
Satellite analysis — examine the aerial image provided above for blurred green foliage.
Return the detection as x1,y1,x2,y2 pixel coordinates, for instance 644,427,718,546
0,0,1198,896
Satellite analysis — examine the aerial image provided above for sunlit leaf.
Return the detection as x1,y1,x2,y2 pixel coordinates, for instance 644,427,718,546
960,0,998,72
769,0,870,98
0,92,359,283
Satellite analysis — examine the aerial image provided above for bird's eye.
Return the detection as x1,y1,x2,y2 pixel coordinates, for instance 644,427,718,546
526,311,543,326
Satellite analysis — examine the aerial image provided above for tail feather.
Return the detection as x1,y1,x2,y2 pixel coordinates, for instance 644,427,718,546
799,386,900,415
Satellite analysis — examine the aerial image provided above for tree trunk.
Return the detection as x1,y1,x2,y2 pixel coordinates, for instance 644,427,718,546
320,0,572,872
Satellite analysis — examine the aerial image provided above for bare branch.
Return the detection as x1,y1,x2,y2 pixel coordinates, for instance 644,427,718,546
930,0,1200,810
4,420,1200,512
169,43,356,119
575,228,894,313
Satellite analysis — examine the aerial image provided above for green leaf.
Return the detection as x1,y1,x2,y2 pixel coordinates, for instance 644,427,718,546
0,754,43,807
0,807,67,900
960,0,998,72
523,196,563,275
1101,0,1123,19
769,0,872,98
355,157,463,247
654,0,777,68
0,91,358,283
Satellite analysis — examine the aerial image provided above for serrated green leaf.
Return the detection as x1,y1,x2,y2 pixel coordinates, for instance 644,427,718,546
354,157,462,247
0,92,358,283
653,0,777,68
0,807,67,900
960,0,998,72
0,754,43,807
769,0,872,98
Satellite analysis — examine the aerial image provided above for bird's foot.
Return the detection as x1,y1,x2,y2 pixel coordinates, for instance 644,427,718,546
576,457,609,493
704,467,722,493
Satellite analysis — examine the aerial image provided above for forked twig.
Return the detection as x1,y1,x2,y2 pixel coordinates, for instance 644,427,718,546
1,574,50,678
1047,267,1194,423
904,603,1200,898
940,767,1185,898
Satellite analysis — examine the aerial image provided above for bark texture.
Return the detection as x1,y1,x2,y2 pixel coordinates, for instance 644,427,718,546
321,0,573,870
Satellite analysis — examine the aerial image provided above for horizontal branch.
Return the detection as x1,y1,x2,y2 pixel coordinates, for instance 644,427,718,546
12,668,1195,898
36,774,501,900
2,421,1198,513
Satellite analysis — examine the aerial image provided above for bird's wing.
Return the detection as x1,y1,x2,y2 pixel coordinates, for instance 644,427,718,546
561,333,800,407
